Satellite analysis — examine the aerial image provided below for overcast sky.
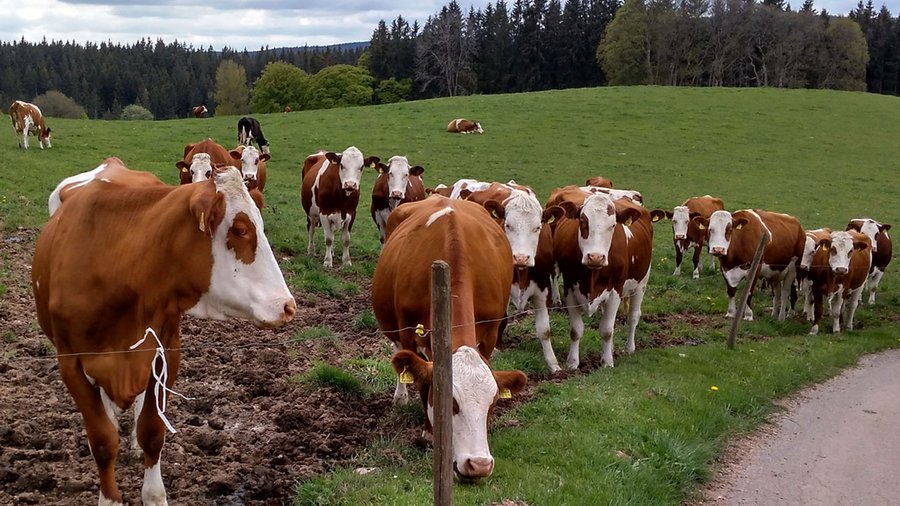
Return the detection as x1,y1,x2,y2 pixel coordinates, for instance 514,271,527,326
1,0,895,51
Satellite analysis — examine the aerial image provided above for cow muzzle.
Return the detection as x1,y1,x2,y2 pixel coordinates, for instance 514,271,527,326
675,233,686,240
343,182,359,194
389,190,404,199
710,247,726,257
832,266,849,275
584,253,607,269
254,298,297,328
454,457,494,480
512,254,534,268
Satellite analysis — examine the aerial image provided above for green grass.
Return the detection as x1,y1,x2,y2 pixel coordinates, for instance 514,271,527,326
292,326,336,343
3,86,899,505
295,363,368,396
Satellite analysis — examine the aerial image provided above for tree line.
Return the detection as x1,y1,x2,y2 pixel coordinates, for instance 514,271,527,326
2,0,898,120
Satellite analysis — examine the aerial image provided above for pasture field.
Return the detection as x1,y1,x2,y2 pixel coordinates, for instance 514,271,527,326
1,86,898,505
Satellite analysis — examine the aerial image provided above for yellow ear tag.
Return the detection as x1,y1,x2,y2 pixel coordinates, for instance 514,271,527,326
415,323,425,336
399,367,414,384
181,167,188,173
499,388,512,399
699,223,706,230
822,244,829,252
624,217,633,226
736,223,743,230
547,216,556,224
199,211,206,232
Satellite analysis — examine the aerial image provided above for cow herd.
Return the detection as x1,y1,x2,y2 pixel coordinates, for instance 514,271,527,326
23,111,894,503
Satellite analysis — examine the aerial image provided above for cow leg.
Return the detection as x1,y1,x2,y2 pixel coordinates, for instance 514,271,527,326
771,279,783,320
130,392,146,451
810,289,823,335
306,215,318,256
340,216,353,266
532,291,560,372
801,279,814,322
599,294,621,367
691,244,702,279
831,293,845,333
322,215,337,268
390,341,410,405
564,293,584,370
844,288,863,332
673,241,683,276
137,345,181,506
624,288,646,355
725,282,738,319
58,359,124,505
867,268,884,304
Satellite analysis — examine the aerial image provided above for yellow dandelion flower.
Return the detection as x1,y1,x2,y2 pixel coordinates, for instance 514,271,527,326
710,385,719,391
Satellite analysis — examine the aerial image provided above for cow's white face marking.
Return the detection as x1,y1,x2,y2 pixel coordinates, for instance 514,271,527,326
426,207,454,226
189,153,214,183
707,210,733,255
240,145,261,182
426,346,497,479
384,155,418,208
501,191,543,268
187,168,295,327
48,163,107,216
800,234,819,271
579,194,617,268
338,146,365,192
853,219,882,252
828,231,859,274
671,205,690,240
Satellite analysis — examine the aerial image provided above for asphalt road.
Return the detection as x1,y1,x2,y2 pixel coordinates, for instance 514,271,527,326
702,348,900,506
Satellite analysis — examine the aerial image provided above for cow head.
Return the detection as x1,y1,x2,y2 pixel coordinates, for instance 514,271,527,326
482,190,546,269
186,167,296,327
800,231,825,272
391,347,527,480
826,231,870,275
176,153,214,184
706,210,746,257
561,193,641,269
381,156,425,209
325,146,376,195
230,145,269,189
40,126,52,149
670,205,691,240
846,218,890,253
473,122,484,134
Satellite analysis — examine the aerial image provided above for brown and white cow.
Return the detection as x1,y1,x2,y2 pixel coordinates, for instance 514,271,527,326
552,193,665,368
797,227,833,321
846,218,892,304
231,144,270,191
447,118,484,134
454,180,566,371
9,100,51,149
176,138,234,185
803,230,872,335
301,147,379,267
584,176,613,188
666,195,725,279
192,105,207,118
703,209,805,321
372,196,527,480
546,184,644,209
33,159,296,506
370,155,426,245
426,184,453,197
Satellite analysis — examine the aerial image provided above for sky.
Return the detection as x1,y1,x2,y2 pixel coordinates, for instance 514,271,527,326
1,0,897,52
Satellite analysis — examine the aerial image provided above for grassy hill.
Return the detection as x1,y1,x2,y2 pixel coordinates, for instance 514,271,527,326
2,86,898,505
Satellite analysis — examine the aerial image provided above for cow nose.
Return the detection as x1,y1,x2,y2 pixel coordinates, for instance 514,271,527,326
833,266,849,275
282,299,297,323
461,457,494,478
711,247,725,256
390,190,403,199
675,233,685,240
512,254,533,268
343,181,358,191
585,253,607,268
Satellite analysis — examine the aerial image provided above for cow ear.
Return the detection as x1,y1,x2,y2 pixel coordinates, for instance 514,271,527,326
734,217,749,230
691,215,708,230
558,200,580,219
325,152,341,164
459,189,472,200
846,221,862,232
375,162,387,174
664,210,674,219
425,187,436,195
229,149,242,161
617,207,642,226
189,184,225,237
364,156,380,168
260,153,271,162
818,239,831,252
853,240,869,251
881,223,892,232
183,144,195,159
483,200,505,220
542,206,564,225
249,189,264,210
494,370,527,398
391,350,432,386
176,160,189,171
410,165,425,177
650,209,666,223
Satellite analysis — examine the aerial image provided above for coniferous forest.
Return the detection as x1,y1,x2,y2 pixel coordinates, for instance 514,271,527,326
1,0,896,120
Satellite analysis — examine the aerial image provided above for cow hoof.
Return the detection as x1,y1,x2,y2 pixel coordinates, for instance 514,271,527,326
564,360,579,371
743,314,753,322
692,272,700,280
809,325,819,335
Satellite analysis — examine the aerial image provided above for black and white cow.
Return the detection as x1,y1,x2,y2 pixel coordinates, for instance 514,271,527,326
237,117,270,155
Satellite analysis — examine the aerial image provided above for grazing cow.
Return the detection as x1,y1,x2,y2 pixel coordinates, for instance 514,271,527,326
237,116,270,155
283,105,292,113
9,100,51,149
176,138,234,185
584,176,613,188
33,158,296,506
846,218,892,304
372,196,527,480
192,105,207,118
459,180,566,371
301,147,379,267
370,155,426,245
446,118,484,134
803,230,872,335
230,144,269,191
426,184,452,197
552,193,665,368
703,209,805,321
666,195,725,278
797,227,833,320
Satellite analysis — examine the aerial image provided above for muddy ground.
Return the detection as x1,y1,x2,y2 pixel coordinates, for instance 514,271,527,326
0,229,708,505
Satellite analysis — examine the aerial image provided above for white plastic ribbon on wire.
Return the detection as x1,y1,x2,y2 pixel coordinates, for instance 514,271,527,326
130,327,195,433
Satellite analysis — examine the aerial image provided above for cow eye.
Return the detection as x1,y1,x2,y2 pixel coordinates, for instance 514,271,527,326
231,225,248,237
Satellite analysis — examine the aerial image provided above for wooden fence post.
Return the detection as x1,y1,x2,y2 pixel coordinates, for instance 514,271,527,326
431,261,453,506
727,234,770,349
